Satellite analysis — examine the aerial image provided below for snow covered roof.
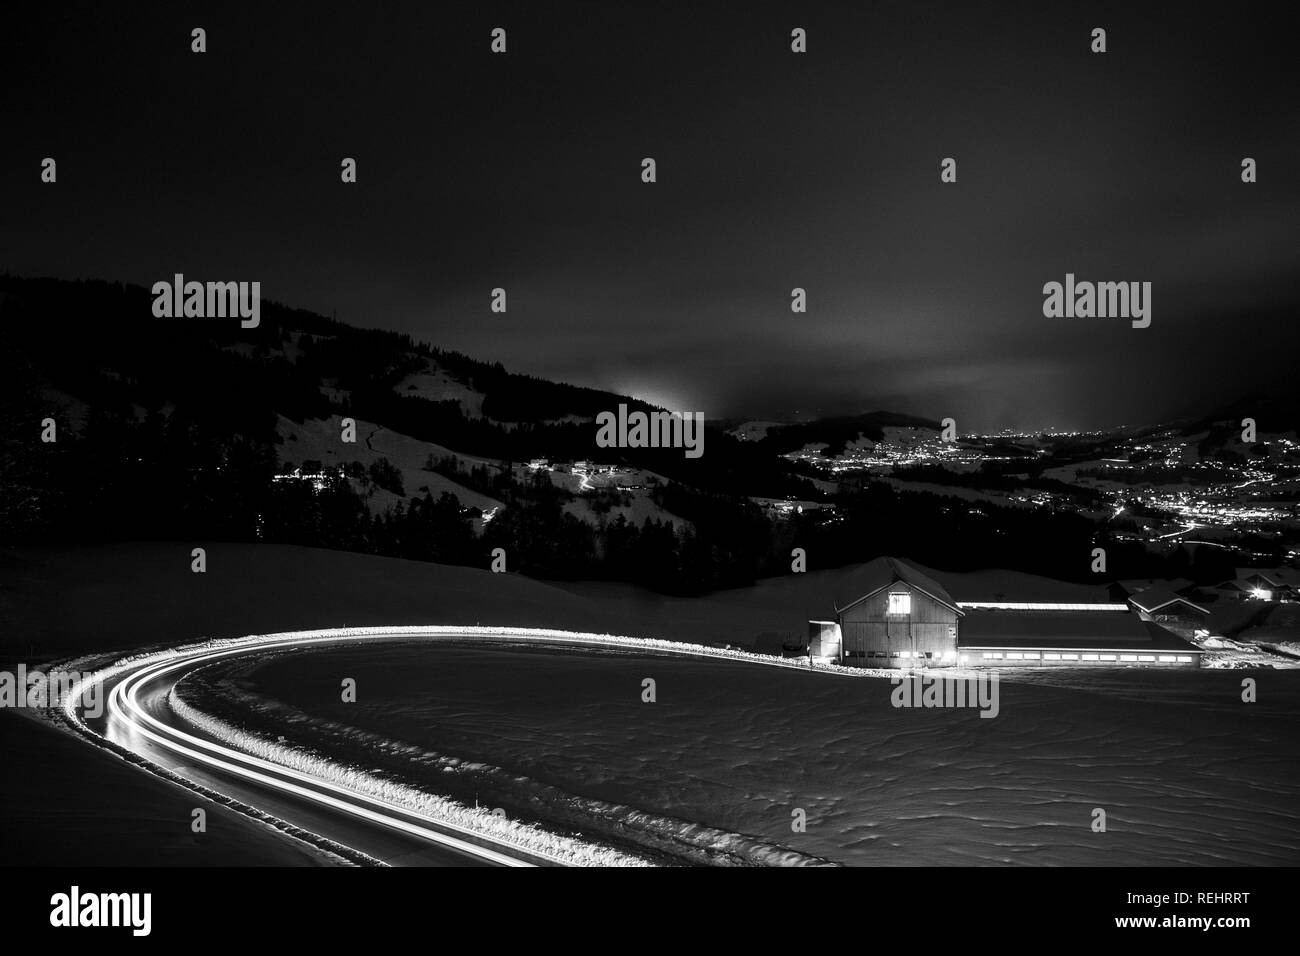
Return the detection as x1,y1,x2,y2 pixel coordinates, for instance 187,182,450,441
935,567,1111,604
1217,578,1256,591
833,557,960,614
1128,587,1208,616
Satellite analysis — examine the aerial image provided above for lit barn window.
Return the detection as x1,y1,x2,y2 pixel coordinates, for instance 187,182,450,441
888,593,912,615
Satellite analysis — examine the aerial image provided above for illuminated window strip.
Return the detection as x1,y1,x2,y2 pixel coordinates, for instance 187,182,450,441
956,602,1130,611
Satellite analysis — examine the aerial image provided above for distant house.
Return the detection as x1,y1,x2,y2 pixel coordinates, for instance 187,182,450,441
1231,568,1299,602
809,556,1202,669
1216,578,1260,601
1126,587,1209,631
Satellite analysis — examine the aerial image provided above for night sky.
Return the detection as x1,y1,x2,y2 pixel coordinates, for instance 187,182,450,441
4,1,1298,431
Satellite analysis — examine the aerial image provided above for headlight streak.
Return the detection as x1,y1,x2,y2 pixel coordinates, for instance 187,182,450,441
60,626,881,868
111,648,541,867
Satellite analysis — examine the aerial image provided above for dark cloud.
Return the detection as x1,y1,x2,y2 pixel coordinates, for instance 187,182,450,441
3,1,1297,431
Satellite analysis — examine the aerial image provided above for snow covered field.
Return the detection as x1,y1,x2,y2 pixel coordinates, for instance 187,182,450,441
189,640,1300,866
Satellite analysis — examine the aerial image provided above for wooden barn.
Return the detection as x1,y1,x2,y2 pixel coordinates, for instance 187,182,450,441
831,557,962,668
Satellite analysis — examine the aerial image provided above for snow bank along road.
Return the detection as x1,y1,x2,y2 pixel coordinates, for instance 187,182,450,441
58,626,850,867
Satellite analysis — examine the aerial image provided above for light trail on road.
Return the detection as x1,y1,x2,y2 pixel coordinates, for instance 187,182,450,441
59,626,849,866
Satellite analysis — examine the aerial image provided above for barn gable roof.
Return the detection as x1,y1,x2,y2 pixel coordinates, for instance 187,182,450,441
1128,587,1208,616
834,557,961,615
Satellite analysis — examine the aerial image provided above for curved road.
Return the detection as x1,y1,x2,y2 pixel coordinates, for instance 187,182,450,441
62,626,828,866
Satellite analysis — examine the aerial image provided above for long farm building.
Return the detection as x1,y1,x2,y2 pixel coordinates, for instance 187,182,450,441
809,557,1204,669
